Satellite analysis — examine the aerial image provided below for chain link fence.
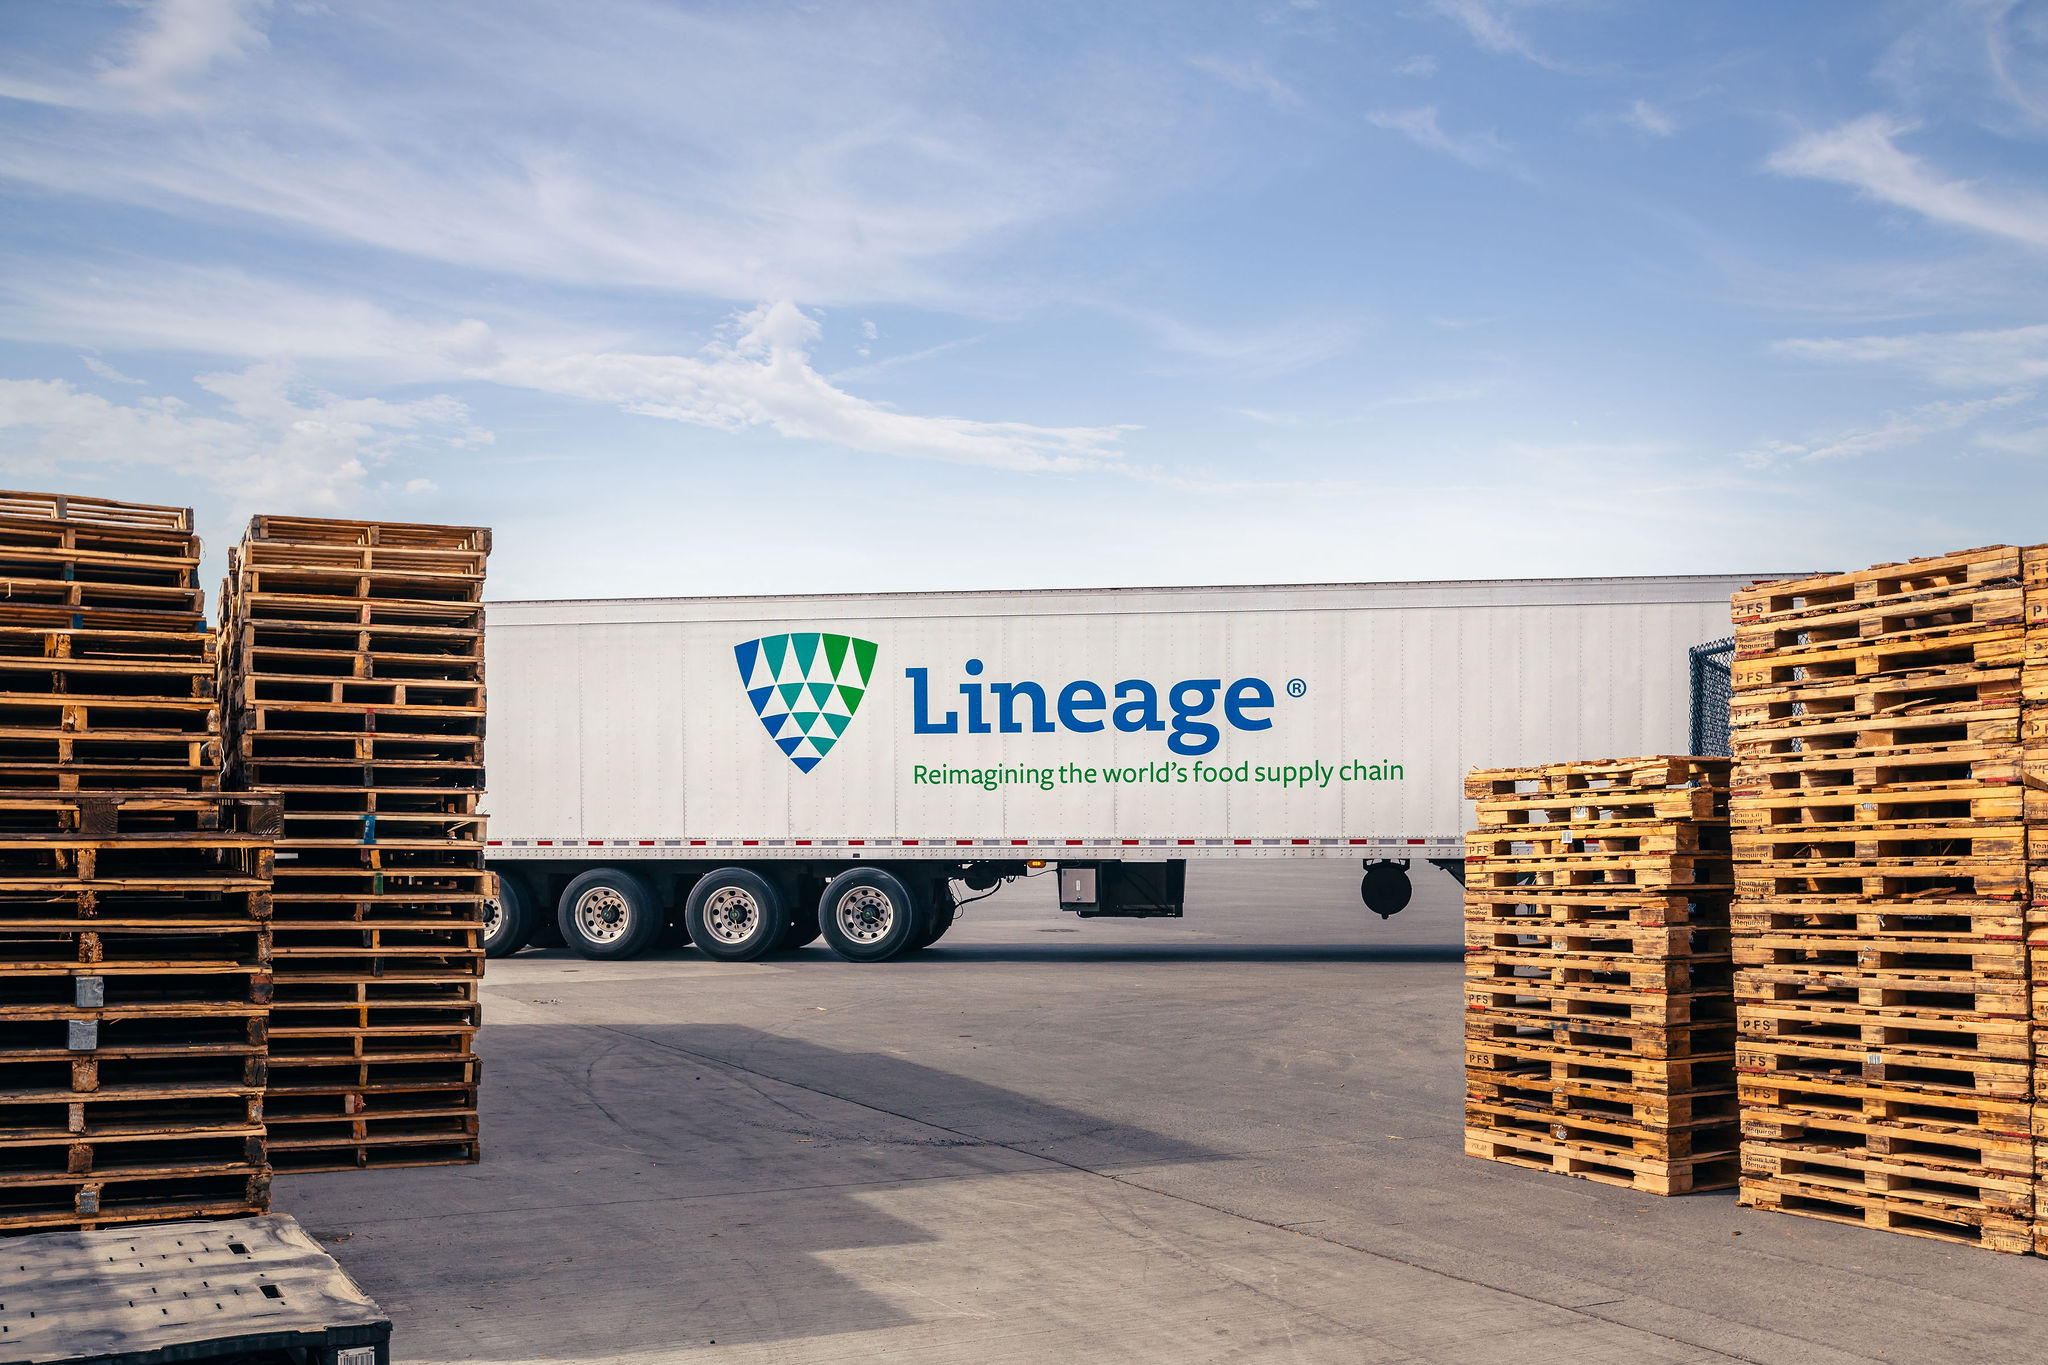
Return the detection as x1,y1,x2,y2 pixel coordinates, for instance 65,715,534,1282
1688,637,1734,757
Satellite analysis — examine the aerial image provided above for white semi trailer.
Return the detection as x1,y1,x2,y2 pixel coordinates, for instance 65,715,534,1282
480,575,1758,962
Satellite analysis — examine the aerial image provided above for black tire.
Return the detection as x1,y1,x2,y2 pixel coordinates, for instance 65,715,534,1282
816,867,921,962
528,895,567,950
774,907,823,952
483,869,535,959
556,867,665,959
905,879,955,951
683,868,785,962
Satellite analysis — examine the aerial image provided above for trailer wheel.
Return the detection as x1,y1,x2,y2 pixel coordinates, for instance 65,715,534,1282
905,881,955,951
483,870,535,959
774,909,823,952
817,867,920,962
557,868,665,959
683,869,785,962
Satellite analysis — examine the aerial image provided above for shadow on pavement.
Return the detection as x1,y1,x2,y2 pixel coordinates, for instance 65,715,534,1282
281,1023,1225,1357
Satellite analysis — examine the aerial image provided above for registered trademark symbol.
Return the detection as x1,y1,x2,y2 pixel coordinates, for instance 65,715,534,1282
1286,678,1307,698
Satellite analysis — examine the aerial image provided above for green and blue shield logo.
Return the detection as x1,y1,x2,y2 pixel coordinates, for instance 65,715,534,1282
735,633,878,773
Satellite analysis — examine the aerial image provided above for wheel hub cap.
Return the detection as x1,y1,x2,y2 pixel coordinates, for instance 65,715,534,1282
704,886,762,944
576,887,631,944
836,886,893,944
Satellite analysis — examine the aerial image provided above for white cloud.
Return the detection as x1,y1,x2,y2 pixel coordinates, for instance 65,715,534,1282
1733,390,2032,466
1773,323,2048,387
404,477,439,495
1767,115,2048,251
2,263,537,373
1425,0,1560,67
0,2,1168,309
1621,100,1674,137
0,364,480,508
81,356,146,385
1188,54,1299,109
1366,105,1511,169
101,0,273,110
1977,424,2048,457
1,266,1129,472
500,303,1129,473
1397,56,1438,77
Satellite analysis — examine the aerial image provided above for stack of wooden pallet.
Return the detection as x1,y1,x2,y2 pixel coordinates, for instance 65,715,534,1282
1463,756,1739,1196
1730,547,2036,1254
0,491,276,1233
2028,544,2048,1256
218,515,489,1173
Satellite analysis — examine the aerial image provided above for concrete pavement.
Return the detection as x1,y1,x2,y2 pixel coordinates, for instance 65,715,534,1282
280,861,2048,1363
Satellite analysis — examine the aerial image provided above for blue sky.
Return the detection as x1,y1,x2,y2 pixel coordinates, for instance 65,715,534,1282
0,1,2044,599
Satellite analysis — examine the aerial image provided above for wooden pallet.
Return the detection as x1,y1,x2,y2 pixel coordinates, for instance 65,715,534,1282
1467,1038,1733,1093
1736,865,2025,901
266,1136,479,1173
1474,788,1724,827
1740,1108,2033,1174
1733,709,2018,759
1467,951,1730,993
1740,1174,2033,1252
1468,1075,1736,1127
1464,756,1729,800
1739,1071,2028,1128
243,513,490,554
1735,586,2024,657
1463,891,1723,928
1469,931,1731,967
1469,857,1731,893
1737,967,2027,1013
1468,822,1728,857
1736,1038,2029,1096
1466,981,1731,1026
1736,741,2023,791
1466,1129,1736,1195
1733,901,2025,937
1466,1102,1735,1160
0,1169,269,1234
1741,1141,2033,1215
1733,549,2020,623
1734,794,2026,835
1732,662,2023,729
1737,1000,2028,1054
1732,827,2026,865
1468,1014,1734,1059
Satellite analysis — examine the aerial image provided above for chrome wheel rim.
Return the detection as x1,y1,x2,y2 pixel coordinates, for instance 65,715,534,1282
703,886,762,944
575,887,632,944
835,885,893,944
483,896,504,939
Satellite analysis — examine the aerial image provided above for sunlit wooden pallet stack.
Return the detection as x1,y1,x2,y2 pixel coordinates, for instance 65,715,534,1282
1730,548,2036,1254
0,491,274,1234
0,491,218,794
1463,756,1738,1196
2028,544,2048,1256
218,515,489,1174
